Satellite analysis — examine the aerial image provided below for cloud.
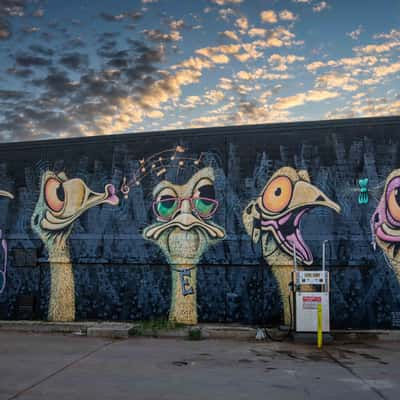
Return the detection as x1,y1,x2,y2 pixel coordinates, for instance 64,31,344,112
139,69,202,108
146,110,164,118
355,41,400,54
0,1,26,17
59,53,89,70
143,29,182,42
312,2,329,12
0,2,27,39
29,45,54,56
99,11,142,22
235,68,291,81
306,55,379,72
173,57,213,71
99,12,126,21
373,29,400,40
373,62,400,77
218,8,238,21
316,72,360,91
0,19,11,39
204,89,225,105
268,54,304,71
0,38,174,140
7,67,33,78
180,95,201,109
279,10,297,21
33,8,44,17
217,77,233,90
274,89,339,109
169,19,185,30
15,52,52,67
347,25,362,40
211,0,243,4
195,44,240,63
260,10,278,23
22,26,40,34
220,30,240,41
235,17,248,31
32,68,76,96
248,28,267,38
0,89,25,100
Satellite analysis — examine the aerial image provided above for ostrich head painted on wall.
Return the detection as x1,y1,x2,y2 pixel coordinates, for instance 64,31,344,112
243,167,341,324
371,169,400,279
31,171,119,321
32,171,119,249
143,166,225,325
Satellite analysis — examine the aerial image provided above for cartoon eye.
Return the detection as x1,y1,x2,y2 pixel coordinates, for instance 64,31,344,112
262,176,293,213
193,184,218,218
388,187,400,223
44,178,65,212
154,195,179,220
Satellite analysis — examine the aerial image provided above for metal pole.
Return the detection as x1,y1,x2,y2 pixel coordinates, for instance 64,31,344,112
317,303,323,348
322,240,328,272
322,240,328,293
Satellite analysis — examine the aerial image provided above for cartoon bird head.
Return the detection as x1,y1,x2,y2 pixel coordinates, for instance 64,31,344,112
143,167,225,264
371,169,400,265
31,171,119,249
243,167,341,265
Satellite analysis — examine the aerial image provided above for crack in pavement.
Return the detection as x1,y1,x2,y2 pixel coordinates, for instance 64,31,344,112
323,349,388,400
7,340,115,400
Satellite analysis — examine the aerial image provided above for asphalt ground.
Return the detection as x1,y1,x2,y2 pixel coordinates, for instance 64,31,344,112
0,332,399,400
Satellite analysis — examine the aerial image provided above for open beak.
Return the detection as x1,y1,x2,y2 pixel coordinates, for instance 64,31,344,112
261,180,341,264
0,190,13,199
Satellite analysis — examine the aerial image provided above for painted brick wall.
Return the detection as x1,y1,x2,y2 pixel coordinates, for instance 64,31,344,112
0,117,399,328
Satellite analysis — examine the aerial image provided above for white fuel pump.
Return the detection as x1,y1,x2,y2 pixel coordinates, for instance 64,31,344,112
293,241,330,333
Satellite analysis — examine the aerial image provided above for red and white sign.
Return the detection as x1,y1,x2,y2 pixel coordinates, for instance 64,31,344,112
302,296,321,310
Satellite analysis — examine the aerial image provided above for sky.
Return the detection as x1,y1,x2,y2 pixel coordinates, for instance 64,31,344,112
0,0,399,142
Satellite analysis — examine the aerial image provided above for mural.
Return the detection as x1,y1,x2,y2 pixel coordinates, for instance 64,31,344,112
371,169,400,281
0,119,398,329
242,167,341,325
0,189,14,294
31,171,119,321
143,167,225,325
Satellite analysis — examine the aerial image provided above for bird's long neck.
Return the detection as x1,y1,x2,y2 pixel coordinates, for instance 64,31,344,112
169,258,198,325
47,241,75,322
270,264,293,327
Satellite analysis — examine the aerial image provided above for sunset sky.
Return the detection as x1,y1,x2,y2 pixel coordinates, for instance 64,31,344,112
0,0,399,142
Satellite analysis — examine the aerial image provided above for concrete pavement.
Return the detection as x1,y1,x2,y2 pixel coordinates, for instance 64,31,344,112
0,332,399,400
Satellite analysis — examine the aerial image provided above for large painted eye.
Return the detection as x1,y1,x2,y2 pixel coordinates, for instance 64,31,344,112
193,184,218,218
388,187,400,223
44,178,65,212
262,176,293,213
155,195,179,220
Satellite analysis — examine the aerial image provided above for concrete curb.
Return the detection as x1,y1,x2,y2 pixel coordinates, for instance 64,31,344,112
0,320,94,334
1,321,399,341
87,323,137,339
0,320,137,338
